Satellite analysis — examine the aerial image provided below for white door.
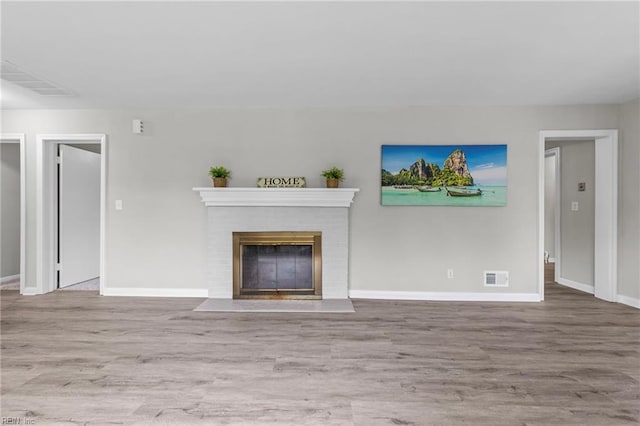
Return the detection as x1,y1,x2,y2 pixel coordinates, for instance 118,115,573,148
58,144,101,288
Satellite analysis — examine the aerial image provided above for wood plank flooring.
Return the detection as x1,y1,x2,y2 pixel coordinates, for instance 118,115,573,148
1,265,638,425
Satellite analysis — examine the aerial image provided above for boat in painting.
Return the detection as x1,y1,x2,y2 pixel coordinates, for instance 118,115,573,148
416,186,441,192
445,187,482,197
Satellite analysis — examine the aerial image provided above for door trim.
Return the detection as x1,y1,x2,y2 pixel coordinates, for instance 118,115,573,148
0,134,26,295
538,130,618,302
36,134,107,295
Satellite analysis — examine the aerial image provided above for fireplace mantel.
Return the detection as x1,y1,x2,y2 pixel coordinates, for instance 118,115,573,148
194,187,359,299
193,187,359,208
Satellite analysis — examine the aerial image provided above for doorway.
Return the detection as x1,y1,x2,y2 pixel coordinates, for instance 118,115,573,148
545,141,598,295
36,134,107,295
544,147,559,269
0,134,26,294
57,144,101,290
538,130,617,303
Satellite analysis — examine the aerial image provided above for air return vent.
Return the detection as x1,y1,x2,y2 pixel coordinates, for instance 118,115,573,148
484,271,509,287
1,61,74,96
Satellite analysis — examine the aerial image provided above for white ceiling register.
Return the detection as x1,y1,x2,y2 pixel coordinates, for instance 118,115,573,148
193,187,360,299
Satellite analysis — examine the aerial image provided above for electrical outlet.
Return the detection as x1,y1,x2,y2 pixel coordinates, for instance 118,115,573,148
571,201,579,211
447,269,454,279
115,200,123,210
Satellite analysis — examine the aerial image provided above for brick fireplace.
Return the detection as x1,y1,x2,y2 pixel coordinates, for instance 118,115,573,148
193,188,359,299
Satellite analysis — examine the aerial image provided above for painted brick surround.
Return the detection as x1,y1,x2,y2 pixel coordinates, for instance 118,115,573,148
194,188,359,299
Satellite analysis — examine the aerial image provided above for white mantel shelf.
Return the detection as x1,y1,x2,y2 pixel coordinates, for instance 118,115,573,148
193,187,360,208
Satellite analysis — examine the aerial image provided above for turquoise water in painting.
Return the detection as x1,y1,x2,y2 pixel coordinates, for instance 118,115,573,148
381,186,507,206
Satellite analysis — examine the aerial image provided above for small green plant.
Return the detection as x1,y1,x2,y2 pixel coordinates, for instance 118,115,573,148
321,167,345,181
209,166,232,179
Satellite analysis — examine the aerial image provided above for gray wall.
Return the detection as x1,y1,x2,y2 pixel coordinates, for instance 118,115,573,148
618,98,640,301
66,143,101,154
544,153,557,259
0,143,21,278
1,105,621,296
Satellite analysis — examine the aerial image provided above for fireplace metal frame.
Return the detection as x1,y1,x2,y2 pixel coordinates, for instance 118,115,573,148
233,231,322,299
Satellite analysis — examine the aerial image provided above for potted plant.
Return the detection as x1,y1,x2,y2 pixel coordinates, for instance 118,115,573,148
209,166,231,187
321,167,344,188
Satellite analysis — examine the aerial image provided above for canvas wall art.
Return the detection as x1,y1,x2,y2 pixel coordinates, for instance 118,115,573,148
381,144,507,206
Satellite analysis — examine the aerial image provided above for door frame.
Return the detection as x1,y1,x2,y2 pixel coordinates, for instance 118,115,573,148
36,134,107,295
0,134,26,294
538,130,617,302
544,147,561,282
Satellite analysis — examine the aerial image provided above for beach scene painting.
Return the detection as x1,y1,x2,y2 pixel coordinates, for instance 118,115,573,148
381,144,507,206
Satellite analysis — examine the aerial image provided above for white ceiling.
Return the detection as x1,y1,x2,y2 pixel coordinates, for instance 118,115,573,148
1,1,638,109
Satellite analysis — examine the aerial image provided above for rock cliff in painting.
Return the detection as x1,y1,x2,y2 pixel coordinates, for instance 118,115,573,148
381,150,474,186
409,158,441,180
443,149,472,179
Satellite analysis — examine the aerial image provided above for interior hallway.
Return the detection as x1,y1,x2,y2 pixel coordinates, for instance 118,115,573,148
1,267,638,425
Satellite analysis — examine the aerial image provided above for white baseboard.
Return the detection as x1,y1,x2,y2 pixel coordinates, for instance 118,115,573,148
349,290,540,302
1,274,20,284
556,277,595,294
617,294,640,309
102,287,208,298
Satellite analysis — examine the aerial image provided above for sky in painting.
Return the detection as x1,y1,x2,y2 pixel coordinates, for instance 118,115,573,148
381,144,508,186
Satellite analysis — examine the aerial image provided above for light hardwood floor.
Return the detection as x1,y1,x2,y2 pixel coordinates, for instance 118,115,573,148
1,265,638,425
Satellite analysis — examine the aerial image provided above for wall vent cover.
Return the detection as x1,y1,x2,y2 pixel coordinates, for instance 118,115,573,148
484,270,509,287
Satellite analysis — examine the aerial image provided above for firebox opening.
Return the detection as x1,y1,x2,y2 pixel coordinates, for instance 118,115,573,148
233,232,322,299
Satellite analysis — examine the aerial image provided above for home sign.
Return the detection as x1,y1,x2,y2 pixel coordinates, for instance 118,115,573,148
257,177,306,188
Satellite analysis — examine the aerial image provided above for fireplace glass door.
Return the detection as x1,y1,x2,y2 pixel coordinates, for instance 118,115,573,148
233,232,322,299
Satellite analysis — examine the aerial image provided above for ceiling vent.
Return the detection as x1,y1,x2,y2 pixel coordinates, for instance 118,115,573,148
1,61,74,96
484,271,509,287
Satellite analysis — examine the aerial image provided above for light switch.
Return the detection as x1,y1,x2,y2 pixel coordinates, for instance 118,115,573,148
115,200,123,210
571,201,579,211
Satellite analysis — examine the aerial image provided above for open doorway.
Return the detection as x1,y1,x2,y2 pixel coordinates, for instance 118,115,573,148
538,130,617,303
56,144,101,291
545,141,597,296
0,134,26,293
36,134,107,295
544,147,559,267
